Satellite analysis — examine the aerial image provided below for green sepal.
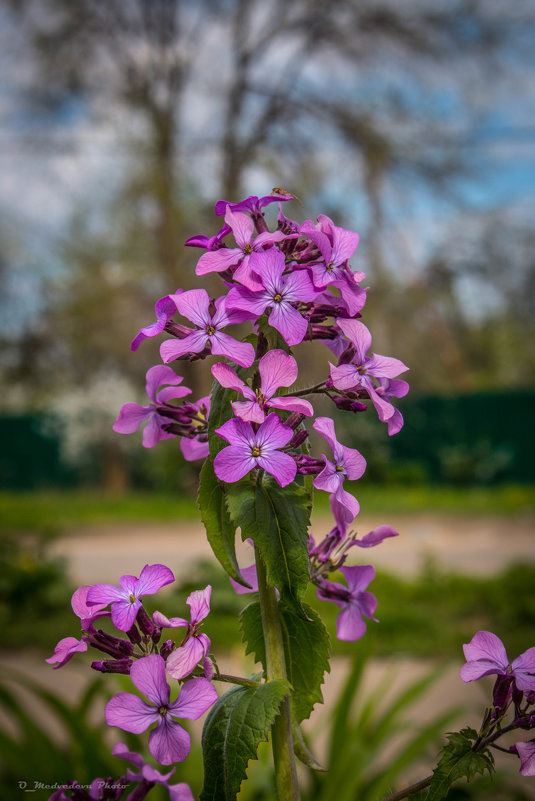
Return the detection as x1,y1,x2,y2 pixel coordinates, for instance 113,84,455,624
426,727,495,801
200,679,290,801
226,476,311,615
240,600,331,723
292,720,326,771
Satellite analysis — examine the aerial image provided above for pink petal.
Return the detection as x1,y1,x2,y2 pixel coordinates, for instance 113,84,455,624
169,677,218,720
149,718,191,765
515,742,535,776
196,247,244,275
329,363,361,391
187,586,211,624
313,417,343,461
157,386,192,403
166,637,206,681
131,655,170,706
145,365,185,404
46,636,87,668
111,599,141,632
255,412,294,450
313,459,342,494
225,207,254,249
214,446,256,483
142,413,170,449
462,631,509,669
174,288,211,328
160,329,208,363
152,611,189,629
460,661,503,682
225,286,270,317
366,353,409,379
250,248,285,292
281,270,318,303
512,647,535,692
259,350,298,399
337,318,372,364
341,445,366,480
340,564,375,593
71,586,107,619
211,362,248,395
231,399,265,423
180,436,209,461
135,564,175,597
356,525,399,548
210,331,255,368
229,564,258,594
105,692,159,734
86,583,126,606
168,782,195,801
336,604,367,641
256,451,297,487
268,302,308,346
268,396,313,416
216,417,254,447
113,403,152,434
333,485,360,521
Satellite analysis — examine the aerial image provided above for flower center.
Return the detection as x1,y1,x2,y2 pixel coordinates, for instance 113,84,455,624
243,243,253,255
251,446,261,458
335,465,345,473
273,293,283,303
206,325,215,336
326,261,334,273
129,594,136,604
158,705,168,716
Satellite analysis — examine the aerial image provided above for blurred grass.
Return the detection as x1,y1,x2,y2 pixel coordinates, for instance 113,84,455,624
1,483,534,535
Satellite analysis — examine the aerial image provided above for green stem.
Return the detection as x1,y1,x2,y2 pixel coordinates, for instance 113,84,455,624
255,545,300,801
214,672,262,688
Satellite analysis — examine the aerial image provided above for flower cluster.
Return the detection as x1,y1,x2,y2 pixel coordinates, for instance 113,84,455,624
47,564,217,789
113,194,409,639
461,631,535,777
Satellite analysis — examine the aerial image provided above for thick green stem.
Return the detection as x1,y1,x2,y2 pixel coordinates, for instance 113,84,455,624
255,545,301,801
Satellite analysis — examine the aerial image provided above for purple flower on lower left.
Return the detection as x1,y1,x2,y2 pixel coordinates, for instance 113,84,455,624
105,654,218,765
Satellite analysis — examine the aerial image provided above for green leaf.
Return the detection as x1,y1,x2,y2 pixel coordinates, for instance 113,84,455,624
207,376,238,457
426,727,495,801
240,600,330,723
197,457,248,586
200,679,290,801
227,477,310,613
256,311,290,352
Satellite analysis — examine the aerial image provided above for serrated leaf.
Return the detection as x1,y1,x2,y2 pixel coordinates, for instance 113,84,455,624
427,728,494,801
240,600,330,723
227,477,310,614
197,457,248,586
200,679,290,801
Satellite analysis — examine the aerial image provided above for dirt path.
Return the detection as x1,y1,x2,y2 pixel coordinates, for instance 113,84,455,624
49,512,535,584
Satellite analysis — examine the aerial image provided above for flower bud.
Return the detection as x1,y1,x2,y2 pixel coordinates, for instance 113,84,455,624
91,658,133,674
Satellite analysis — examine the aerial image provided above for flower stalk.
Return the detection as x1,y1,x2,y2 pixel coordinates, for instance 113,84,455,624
255,544,300,801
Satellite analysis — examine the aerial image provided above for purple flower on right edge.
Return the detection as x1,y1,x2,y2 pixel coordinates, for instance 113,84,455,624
460,630,535,691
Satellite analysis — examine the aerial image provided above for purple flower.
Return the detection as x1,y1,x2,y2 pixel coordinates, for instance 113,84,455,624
195,207,288,290
46,586,110,669
317,565,377,641
460,631,535,692
308,495,349,564
105,654,217,765
113,366,192,448
87,564,175,632
514,741,535,776
226,248,318,346
112,742,195,800
154,586,212,680
214,412,297,486
229,564,259,595
312,417,366,523
159,288,255,368
300,215,367,316
212,349,313,424
329,319,408,428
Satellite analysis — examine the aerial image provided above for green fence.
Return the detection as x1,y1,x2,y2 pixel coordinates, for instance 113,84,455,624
1,390,534,490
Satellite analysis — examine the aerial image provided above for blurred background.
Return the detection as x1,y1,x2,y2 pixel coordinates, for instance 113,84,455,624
0,1,534,799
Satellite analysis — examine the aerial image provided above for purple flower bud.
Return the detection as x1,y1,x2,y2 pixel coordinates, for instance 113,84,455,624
203,656,215,680
136,606,156,636
163,321,191,339
288,429,309,449
285,412,306,430
492,673,513,718
295,455,324,475
151,627,162,646
91,658,133,674
338,345,356,365
126,624,142,645
89,631,135,658
332,396,368,413
159,639,174,660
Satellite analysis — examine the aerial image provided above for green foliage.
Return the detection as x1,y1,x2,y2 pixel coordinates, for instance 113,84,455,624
427,728,494,801
197,457,247,586
200,680,290,801
240,600,331,723
305,648,460,801
226,477,311,615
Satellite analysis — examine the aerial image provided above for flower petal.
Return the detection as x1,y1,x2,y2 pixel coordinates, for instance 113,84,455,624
105,692,159,734
210,331,255,368
256,451,297,487
113,403,152,435
160,329,208,363
462,631,509,669
149,717,191,765
187,586,211,624
111,599,141,632
336,318,371,364
169,677,218,720
255,412,294,450
512,647,535,692
131,654,170,706
166,637,206,681
173,288,211,328
336,604,367,641
135,564,175,598
214,445,256,483
46,636,87,669
259,350,298,398
268,302,308,347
